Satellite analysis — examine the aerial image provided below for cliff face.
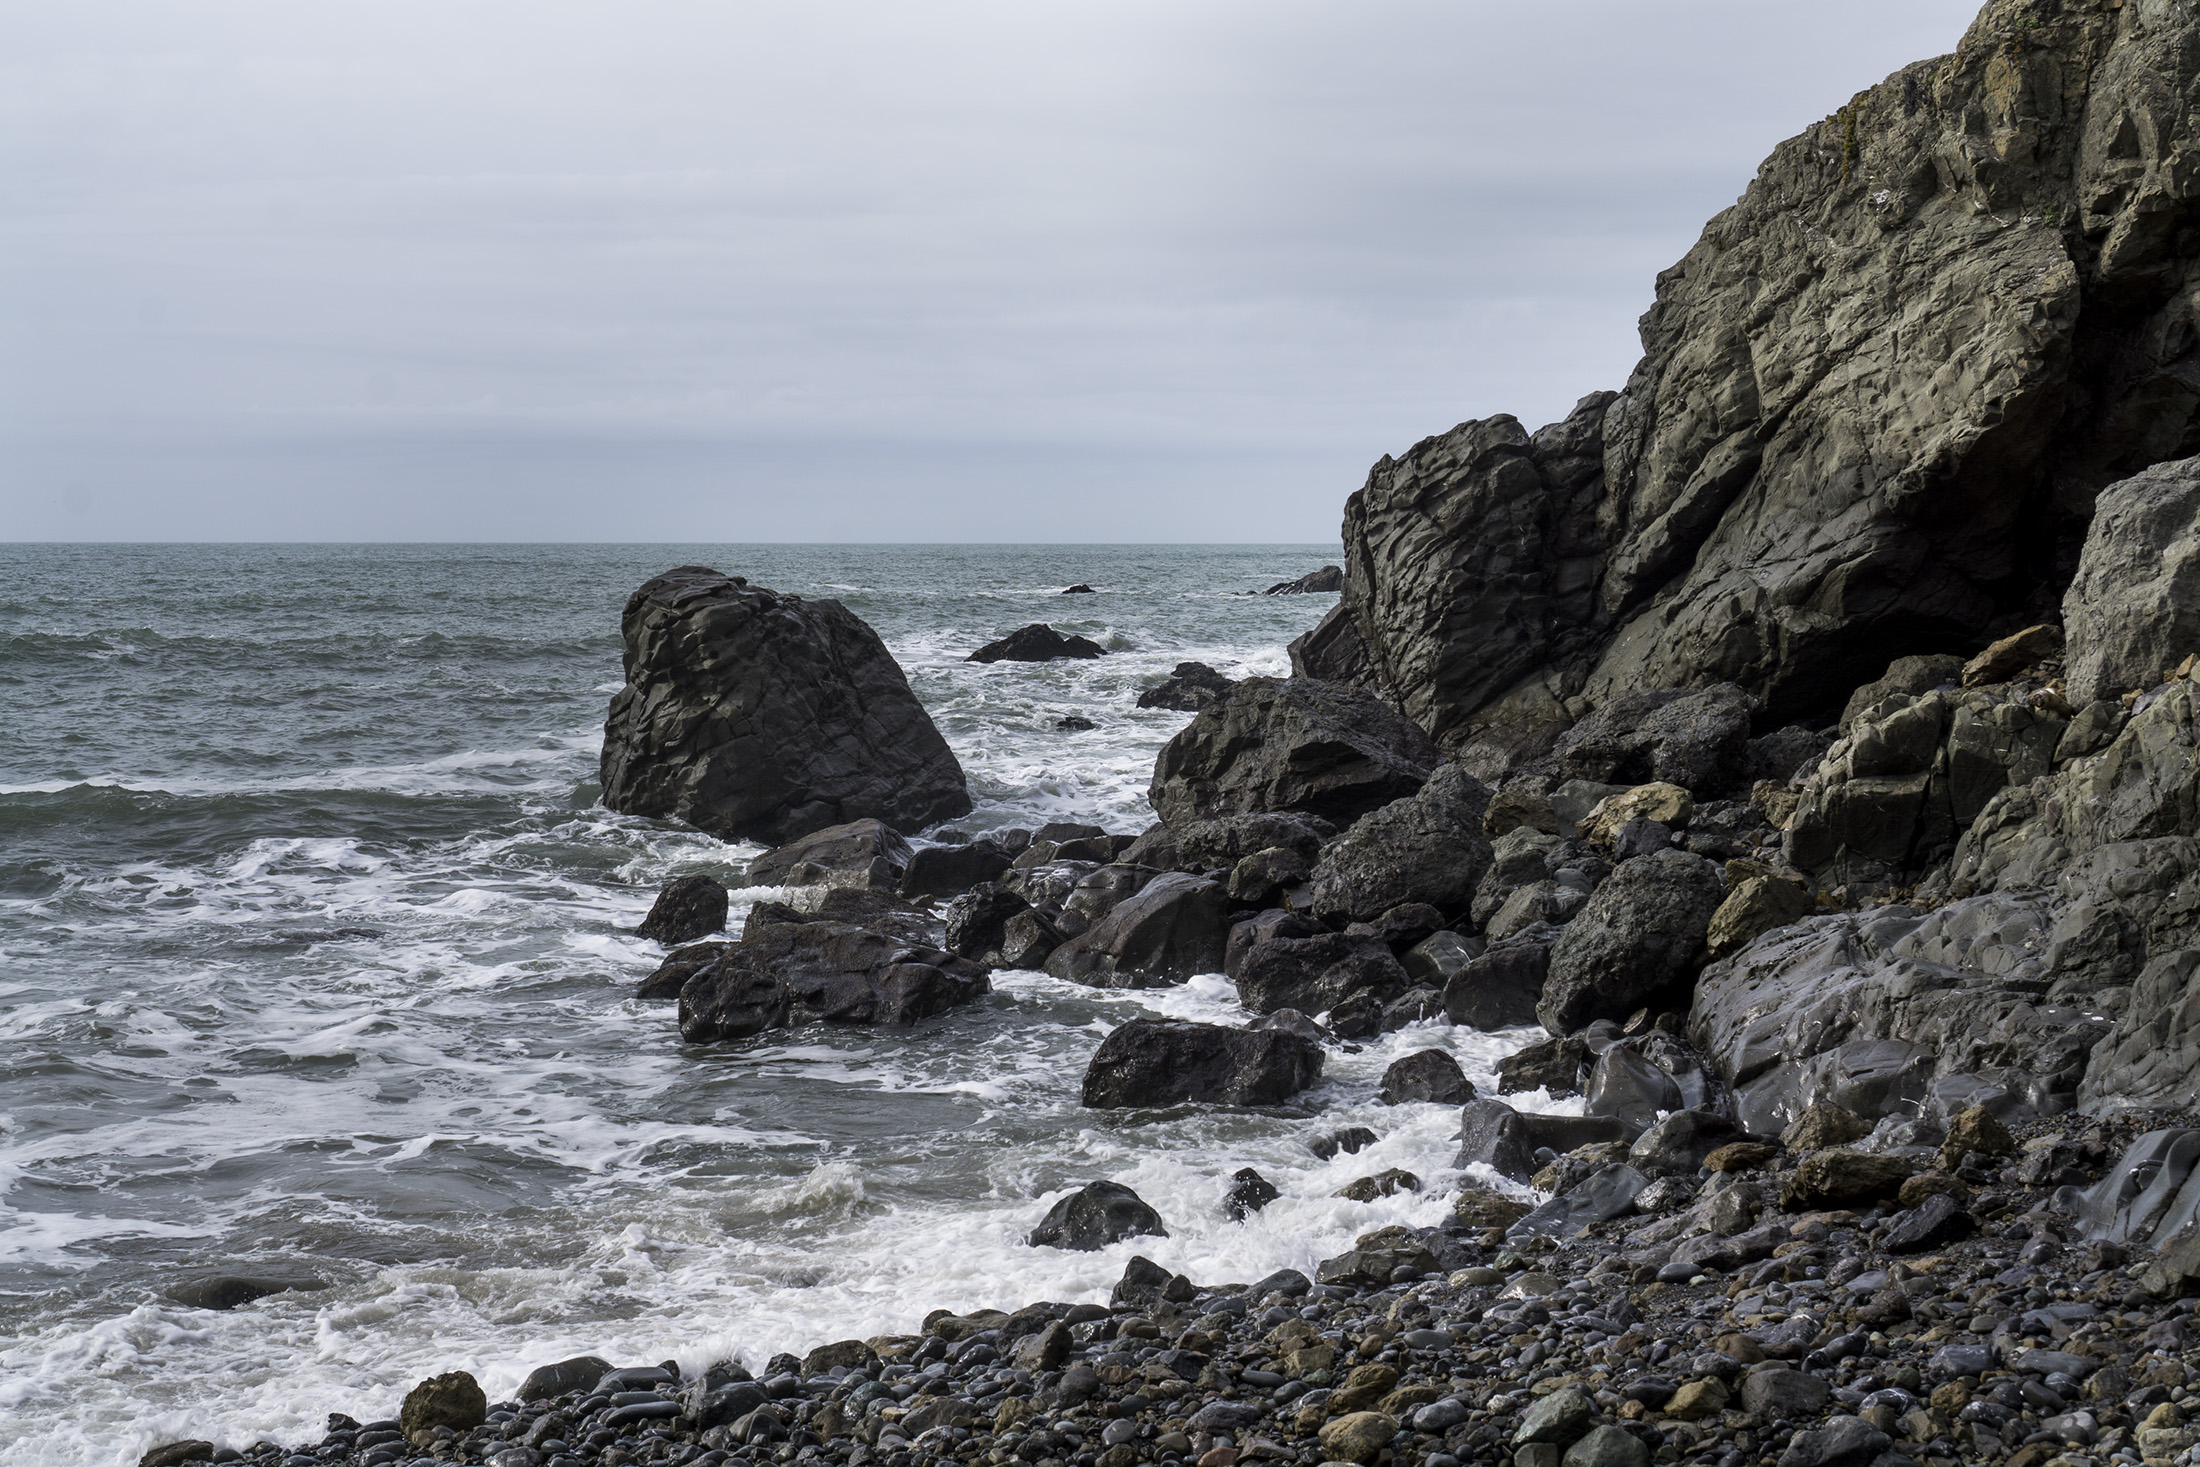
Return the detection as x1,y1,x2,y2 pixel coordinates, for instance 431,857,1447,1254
1323,0,2200,764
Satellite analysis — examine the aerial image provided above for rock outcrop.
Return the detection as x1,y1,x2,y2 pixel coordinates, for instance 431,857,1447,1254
1137,662,1236,713
601,567,970,844
967,625,1108,663
1305,765,1494,924
2063,456,2200,704
1321,0,2200,762
1263,566,1343,595
1149,677,1440,831
1080,1018,1324,1107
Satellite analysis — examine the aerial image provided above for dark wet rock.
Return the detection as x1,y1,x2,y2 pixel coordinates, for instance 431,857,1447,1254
676,949,794,1041
600,566,970,844
1311,1126,1378,1160
1043,872,1228,986
519,1355,612,1403
1402,927,1481,985
1540,850,1725,1034
1138,661,1238,713
1689,892,2116,1134
1062,584,1096,594
900,840,1015,899
966,624,1107,663
1509,1164,1648,1240
1326,989,1386,1039
1080,1018,1323,1107
1306,764,1493,924
2065,458,2200,703
1227,846,1310,906
1111,1254,1196,1309
1496,1032,1586,1098
747,818,913,892
942,885,1039,965
1440,932,1549,1032
1345,901,1448,953
1781,1149,1913,1210
1173,810,1337,868
1222,1167,1281,1220
637,874,729,945
1056,715,1097,731
1233,931,1410,1017
1248,1007,1330,1044
1148,676,1441,831
401,1370,487,1436
139,1447,216,1467
1583,1045,1682,1129
1554,684,1757,795
1627,1108,1742,1176
1839,654,1966,732
1776,1415,1887,1467
168,1275,326,1312
1378,986,1445,1031
1264,566,1343,595
1028,1181,1167,1250
1378,1049,1476,1106
1880,1192,1977,1253
1051,862,1161,938
1739,1367,1830,1420
1225,909,1324,978
1334,1168,1420,1202
1315,1224,1438,1288
1456,1098,1534,1183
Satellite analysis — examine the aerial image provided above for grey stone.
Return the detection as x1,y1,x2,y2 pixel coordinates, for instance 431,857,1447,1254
1584,1045,1683,1129
721,909,989,1028
1455,1098,1534,1183
1028,1181,1166,1250
1776,1415,1887,1467
1233,931,1410,1017
1378,1049,1476,1106
900,842,1014,899
1307,764,1494,923
519,1356,612,1404
1440,934,1549,1031
1043,873,1228,987
1540,850,1725,1034
636,874,729,945
966,624,1106,662
748,818,914,892
1080,1018,1323,1107
1148,677,1440,831
1561,1426,1649,1467
1553,684,1758,794
1880,1193,1976,1254
1403,928,1483,987
1739,1368,1829,1419
600,566,969,844
2064,456,2200,705
1508,1164,1649,1240
1138,661,1236,713
1840,655,1965,732
1628,1109,1741,1176
1512,1388,1595,1448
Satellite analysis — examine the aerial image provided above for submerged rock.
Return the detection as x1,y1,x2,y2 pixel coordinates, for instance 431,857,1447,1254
1264,566,1343,595
966,624,1107,663
1027,1180,1166,1250
600,567,970,844
1081,1018,1323,1107
636,874,729,945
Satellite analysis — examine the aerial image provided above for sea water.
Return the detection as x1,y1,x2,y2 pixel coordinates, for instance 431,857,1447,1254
0,545,1556,1465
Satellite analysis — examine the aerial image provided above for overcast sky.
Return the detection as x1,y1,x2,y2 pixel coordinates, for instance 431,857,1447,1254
2,1,1983,542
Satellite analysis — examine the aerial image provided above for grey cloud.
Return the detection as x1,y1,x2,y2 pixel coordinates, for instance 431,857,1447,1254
0,0,1983,540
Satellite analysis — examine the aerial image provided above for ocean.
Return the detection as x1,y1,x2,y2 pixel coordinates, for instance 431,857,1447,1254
0,545,1547,1465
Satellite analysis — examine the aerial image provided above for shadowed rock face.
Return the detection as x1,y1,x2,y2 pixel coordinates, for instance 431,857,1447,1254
1326,0,2200,755
600,567,971,845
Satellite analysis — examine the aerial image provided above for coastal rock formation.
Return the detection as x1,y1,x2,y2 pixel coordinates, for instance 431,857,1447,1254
600,567,970,845
1263,566,1342,595
1305,765,1494,924
1149,677,1440,830
1041,872,1229,987
1136,661,1236,713
2063,456,2200,704
747,819,912,892
1322,0,2200,758
1026,1181,1166,1250
676,902,989,1041
635,874,728,945
966,625,1107,663
1080,1018,1323,1107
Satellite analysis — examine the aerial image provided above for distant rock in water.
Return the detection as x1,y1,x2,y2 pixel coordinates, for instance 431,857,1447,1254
1057,715,1097,731
1062,583,1097,594
1027,1180,1166,1250
169,1275,326,1311
1137,661,1235,713
635,874,728,945
967,624,1107,663
1263,565,1342,595
599,566,971,845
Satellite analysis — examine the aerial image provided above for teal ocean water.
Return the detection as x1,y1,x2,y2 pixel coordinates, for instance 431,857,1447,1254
0,546,1539,1465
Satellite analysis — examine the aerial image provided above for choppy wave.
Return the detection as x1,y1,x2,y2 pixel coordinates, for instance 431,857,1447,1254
0,544,1550,1467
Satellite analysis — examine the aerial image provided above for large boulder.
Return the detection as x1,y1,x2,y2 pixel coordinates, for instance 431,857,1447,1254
747,818,912,891
1138,662,1237,712
1042,873,1229,987
1552,685,1757,795
1688,893,2118,1133
716,914,990,1029
1233,931,1411,1017
1148,677,1441,830
900,839,1016,898
1027,1181,1166,1250
1539,850,1725,1034
600,567,970,844
677,949,794,1042
636,874,730,945
2065,457,2200,704
967,624,1107,663
1327,1,2200,749
1080,1019,1324,1107
1305,765,1494,923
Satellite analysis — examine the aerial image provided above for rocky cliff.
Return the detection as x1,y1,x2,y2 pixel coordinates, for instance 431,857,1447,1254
1312,0,2200,771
